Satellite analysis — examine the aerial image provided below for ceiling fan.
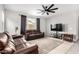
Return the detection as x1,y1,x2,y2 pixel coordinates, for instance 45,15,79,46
37,4,58,15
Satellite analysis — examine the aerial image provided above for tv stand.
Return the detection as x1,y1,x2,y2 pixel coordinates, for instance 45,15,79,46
52,31,62,39
52,32,74,42
62,33,73,42
55,31,58,38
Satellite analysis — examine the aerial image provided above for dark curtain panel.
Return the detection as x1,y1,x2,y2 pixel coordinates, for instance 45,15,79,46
36,18,40,32
21,15,26,34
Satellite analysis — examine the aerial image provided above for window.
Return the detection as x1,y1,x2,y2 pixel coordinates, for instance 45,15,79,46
26,18,37,30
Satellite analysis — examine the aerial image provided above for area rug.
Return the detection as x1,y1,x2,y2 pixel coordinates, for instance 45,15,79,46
27,37,63,54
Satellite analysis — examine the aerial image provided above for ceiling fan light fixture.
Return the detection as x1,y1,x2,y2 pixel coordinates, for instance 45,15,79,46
37,4,58,15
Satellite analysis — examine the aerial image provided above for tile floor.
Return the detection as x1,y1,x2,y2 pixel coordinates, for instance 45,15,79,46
67,40,79,54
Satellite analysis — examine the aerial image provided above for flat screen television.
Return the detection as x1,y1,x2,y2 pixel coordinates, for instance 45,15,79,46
51,23,63,31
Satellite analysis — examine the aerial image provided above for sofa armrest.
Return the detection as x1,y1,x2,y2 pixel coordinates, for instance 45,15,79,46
12,35,23,39
14,45,38,54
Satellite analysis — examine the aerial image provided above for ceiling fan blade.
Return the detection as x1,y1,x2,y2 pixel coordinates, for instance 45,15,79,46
50,8,58,10
48,10,55,13
42,5,46,10
41,11,45,15
47,12,49,15
48,4,54,10
37,9,45,12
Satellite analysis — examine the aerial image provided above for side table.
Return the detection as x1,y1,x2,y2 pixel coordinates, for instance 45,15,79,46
62,34,73,42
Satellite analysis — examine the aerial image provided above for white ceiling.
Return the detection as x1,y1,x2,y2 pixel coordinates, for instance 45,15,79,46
5,4,79,18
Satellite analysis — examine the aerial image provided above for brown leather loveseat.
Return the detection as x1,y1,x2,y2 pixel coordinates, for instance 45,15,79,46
25,30,44,41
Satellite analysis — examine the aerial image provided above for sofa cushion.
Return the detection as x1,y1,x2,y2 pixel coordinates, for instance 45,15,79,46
13,36,28,50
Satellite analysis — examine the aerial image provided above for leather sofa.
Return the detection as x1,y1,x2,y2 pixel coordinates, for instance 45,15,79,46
0,32,38,54
25,30,44,41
